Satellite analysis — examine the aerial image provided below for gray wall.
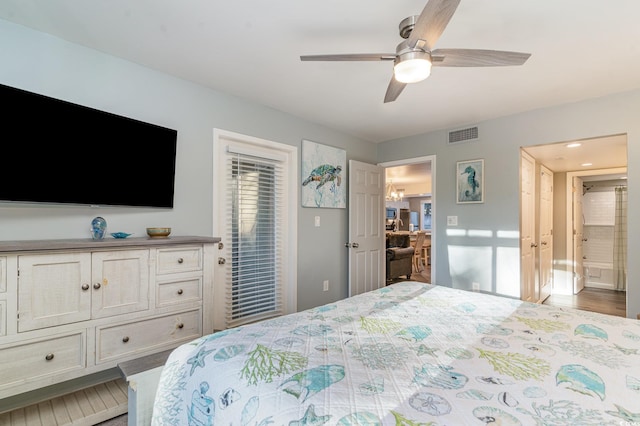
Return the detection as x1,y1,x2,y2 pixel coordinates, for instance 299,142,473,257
0,19,375,311
378,90,640,319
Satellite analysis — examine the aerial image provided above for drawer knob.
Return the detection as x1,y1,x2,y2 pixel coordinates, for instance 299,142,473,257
177,258,184,264
122,336,130,343
45,353,55,361
93,282,101,290
177,289,184,295
81,283,90,291
177,323,184,329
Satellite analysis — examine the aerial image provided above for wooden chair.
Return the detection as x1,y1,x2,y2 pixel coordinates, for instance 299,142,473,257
412,232,426,272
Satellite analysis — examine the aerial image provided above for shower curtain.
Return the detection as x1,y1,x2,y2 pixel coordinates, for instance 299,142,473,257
613,186,627,291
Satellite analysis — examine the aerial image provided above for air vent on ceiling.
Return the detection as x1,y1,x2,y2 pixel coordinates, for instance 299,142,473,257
448,126,479,144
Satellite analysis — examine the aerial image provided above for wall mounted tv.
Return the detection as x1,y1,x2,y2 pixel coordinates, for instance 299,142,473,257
0,83,177,208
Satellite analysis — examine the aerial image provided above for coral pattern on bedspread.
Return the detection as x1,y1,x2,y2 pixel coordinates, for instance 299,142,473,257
151,282,640,425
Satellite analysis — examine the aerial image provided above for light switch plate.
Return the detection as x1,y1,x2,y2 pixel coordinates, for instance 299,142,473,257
314,216,321,227
447,216,458,226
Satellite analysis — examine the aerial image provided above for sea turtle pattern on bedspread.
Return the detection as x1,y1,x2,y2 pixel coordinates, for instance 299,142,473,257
151,281,640,425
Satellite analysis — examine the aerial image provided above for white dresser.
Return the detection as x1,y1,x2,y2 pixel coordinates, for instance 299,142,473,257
0,236,219,400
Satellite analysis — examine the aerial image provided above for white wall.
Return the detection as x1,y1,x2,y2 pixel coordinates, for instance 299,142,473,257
0,19,376,311
378,90,640,319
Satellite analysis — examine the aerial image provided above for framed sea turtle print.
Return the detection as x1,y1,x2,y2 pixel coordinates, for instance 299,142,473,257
301,140,346,208
456,159,484,204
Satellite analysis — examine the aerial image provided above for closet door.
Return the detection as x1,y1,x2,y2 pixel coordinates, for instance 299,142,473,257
538,166,553,302
573,176,585,294
520,150,536,302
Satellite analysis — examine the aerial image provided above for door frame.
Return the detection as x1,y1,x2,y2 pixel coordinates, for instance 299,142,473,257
212,128,298,327
378,155,436,282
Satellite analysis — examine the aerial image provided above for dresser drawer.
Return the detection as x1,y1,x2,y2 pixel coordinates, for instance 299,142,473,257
96,309,202,363
156,247,203,275
157,277,202,307
0,331,85,388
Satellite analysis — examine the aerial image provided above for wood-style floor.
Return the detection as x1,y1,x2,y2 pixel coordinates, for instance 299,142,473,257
543,287,627,317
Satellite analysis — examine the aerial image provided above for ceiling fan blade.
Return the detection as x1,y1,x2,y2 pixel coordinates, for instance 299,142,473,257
384,77,407,103
300,53,395,61
408,0,461,51
431,49,531,66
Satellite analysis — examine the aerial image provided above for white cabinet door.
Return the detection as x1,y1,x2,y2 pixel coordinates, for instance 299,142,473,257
91,250,149,319
18,253,92,331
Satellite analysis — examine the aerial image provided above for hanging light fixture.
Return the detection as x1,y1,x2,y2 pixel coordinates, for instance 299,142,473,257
386,180,404,201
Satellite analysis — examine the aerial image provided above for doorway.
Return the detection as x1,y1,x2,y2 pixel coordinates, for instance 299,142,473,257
379,156,435,284
521,134,627,314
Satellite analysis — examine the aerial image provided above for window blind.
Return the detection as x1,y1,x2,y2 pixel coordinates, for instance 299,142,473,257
223,151,284,328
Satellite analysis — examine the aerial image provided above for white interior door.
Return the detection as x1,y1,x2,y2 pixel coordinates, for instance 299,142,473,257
348,160,384,297
520,150,536,302
573,176,585,294
538,165,553,302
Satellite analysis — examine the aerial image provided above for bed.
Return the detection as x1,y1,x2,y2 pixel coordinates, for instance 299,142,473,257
151,281,640,425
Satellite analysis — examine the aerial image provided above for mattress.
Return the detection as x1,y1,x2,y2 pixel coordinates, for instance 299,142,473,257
151,281,640,425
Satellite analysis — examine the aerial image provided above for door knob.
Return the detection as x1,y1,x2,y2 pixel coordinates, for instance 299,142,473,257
351,243,359,248
530,243,538,248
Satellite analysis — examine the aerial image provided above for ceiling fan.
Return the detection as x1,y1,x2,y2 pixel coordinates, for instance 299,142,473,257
300,0,530,103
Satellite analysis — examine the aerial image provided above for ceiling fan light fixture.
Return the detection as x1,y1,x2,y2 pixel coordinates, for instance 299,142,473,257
394,51,432,83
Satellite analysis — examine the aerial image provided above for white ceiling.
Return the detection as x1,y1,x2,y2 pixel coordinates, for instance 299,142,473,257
523,134,627,174
2,1,640,145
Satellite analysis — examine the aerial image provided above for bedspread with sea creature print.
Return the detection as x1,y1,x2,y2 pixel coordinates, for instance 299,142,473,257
151,282,640,425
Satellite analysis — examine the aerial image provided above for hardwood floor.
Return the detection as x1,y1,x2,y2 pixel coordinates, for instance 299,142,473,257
543,287,627,317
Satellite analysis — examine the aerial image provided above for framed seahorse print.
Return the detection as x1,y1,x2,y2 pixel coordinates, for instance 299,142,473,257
456,159,484,204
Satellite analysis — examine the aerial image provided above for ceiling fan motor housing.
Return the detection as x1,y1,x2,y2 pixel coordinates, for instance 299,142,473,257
399,15,419,39
394,39,431,65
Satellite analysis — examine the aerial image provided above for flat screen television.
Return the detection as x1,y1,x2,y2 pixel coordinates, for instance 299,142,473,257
0,83,177,208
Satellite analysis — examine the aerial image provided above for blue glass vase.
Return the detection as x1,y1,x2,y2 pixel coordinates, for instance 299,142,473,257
91,216,107,240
